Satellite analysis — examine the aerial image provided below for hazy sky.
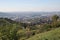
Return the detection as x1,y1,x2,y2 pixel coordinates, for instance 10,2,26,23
0,0,60,12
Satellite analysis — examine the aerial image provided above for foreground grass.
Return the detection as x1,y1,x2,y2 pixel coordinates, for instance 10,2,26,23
27,27,60,40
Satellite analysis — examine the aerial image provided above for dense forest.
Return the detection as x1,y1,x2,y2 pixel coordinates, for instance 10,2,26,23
0,15,60,40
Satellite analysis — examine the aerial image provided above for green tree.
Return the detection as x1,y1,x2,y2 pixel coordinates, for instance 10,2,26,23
40,24,51,32
52,15,59,21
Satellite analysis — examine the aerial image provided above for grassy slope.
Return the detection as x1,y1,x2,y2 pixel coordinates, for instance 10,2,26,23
27,28,60,40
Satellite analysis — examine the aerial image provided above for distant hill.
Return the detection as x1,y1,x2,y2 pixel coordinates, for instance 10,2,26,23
0,18,16,24
27,27,60,40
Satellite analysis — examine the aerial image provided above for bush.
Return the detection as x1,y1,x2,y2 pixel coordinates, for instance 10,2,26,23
39,24,51,32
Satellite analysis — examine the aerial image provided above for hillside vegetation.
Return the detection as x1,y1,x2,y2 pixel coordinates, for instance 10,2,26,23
27,27,60,40
0,15,60,40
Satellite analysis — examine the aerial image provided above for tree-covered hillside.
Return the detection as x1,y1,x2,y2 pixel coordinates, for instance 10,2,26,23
0,15,60,40
27,27,60,40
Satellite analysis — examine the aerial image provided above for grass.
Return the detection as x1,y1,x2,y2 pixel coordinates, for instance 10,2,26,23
27,27,60,40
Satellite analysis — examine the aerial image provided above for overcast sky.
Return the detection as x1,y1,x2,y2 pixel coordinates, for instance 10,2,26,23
0,0,60,12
